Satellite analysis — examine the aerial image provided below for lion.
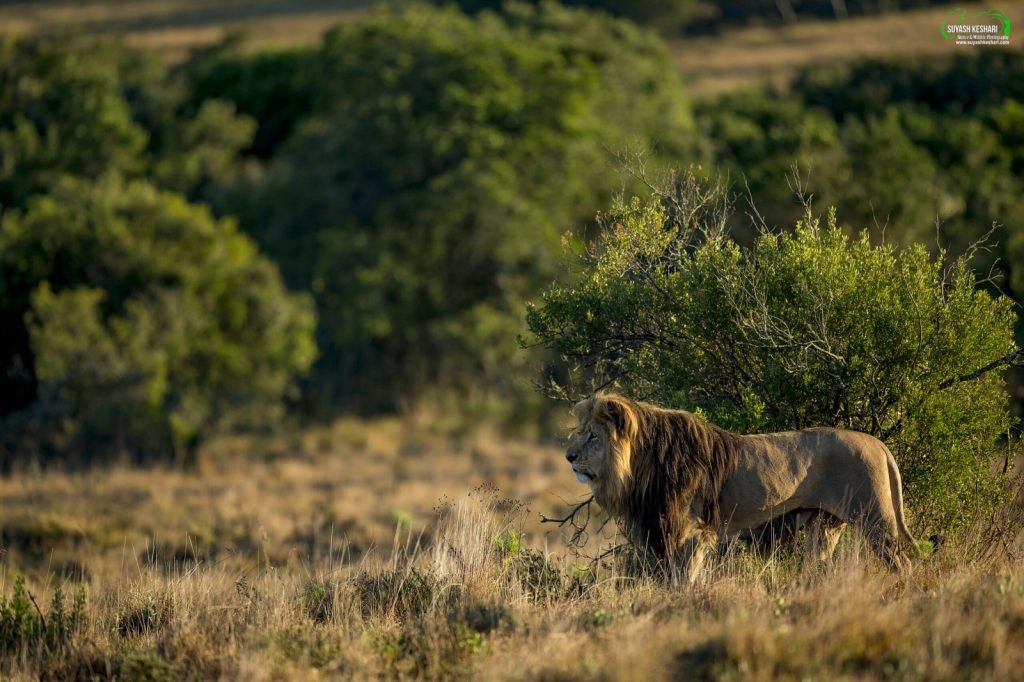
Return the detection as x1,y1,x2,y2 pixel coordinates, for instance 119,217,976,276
565,393,918,584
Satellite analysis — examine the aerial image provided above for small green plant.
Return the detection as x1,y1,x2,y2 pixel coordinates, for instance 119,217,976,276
391,509,413,533
0,575,87,656
372,619,486,678
120,652,174,682
277,624,344,669
303,580,334,624
580,608,622,631
492,529,523,557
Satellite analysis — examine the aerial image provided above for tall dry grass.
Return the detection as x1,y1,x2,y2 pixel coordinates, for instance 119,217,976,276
1,422,1023,680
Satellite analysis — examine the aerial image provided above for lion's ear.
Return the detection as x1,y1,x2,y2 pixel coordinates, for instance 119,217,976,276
571,397,593,421
598,396,636,441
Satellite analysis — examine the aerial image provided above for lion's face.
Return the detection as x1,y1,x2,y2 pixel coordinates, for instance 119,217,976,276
566,396,637,496
565,418,612,486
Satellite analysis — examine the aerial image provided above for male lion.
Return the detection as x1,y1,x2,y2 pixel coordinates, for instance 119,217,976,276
565,393,917,584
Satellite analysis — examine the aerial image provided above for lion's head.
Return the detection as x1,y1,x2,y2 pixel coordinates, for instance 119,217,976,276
566,394,638,505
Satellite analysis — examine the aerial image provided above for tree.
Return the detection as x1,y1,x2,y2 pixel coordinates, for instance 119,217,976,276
0,176,316,467
0,32,256,210
180,39,319,159
242,3,696,413
526,173,1018,532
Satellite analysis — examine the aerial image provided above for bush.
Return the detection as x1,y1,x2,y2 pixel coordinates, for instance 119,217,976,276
526,173,1018,532
0,175,316,467
700,51,1024,407
702,52,1024,256
445,0,700,33
0,575,87,659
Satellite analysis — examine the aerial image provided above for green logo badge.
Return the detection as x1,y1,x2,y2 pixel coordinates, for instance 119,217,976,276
943,8,1011,45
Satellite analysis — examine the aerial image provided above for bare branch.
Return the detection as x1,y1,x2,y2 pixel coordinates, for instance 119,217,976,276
540,496,594,525
541,495,600,548
743,175,771,236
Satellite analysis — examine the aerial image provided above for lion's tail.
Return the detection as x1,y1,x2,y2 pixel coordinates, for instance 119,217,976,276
885,447,920,558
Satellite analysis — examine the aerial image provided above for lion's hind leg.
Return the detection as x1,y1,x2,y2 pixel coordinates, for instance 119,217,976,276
862,514,913,574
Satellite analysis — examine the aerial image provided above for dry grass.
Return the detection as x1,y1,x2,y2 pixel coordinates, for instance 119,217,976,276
0,416,579,581
1,418,1023,680
0,1,1018,92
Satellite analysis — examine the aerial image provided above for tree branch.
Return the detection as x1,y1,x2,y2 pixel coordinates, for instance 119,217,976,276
939,350,1024,390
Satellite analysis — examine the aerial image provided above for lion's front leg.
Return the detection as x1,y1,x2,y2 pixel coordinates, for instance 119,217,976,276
669,529,718,587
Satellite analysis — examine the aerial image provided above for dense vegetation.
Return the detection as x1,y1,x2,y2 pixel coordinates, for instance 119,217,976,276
229,4,696,413
0,3,1022,474
0,35,314,466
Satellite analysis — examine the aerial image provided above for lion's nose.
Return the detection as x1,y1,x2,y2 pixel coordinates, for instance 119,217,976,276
566,451,578,463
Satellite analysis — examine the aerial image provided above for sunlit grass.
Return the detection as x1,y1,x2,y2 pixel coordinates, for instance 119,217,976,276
1,419,1023,679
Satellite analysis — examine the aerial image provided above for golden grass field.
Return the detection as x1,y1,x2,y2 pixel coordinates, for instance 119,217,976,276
0,1,1020,94
1,416,1024,680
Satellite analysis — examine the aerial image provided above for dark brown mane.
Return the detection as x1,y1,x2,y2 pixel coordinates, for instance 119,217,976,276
607,395,740,558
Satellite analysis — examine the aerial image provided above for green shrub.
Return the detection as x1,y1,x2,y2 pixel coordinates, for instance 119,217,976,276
181,40,318,159
0,575,87,658
0,175,316,467
354,569,447,621
526,174,1017,532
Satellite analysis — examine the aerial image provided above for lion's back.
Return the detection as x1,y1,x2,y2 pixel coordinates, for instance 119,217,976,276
721,427,891,531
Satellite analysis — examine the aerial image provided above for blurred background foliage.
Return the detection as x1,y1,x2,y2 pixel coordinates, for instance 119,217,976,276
0,1,1022,470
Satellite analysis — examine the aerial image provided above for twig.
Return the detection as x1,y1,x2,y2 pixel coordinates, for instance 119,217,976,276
28,590,46,633
540,496,595,526
541,496,598,548
595,543,626,563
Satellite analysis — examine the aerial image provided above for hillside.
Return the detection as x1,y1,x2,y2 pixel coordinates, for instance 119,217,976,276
0,1,1014,94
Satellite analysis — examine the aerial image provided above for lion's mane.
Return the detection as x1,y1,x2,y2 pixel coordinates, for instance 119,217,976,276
580,394,739,557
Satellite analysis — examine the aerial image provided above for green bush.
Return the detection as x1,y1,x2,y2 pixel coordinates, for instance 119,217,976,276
526,175,1017,532
0,175,316,467
701,52,1024,257
445,0,699,33
0,575,86,658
